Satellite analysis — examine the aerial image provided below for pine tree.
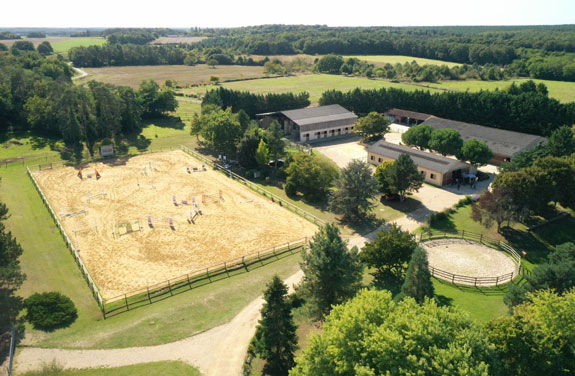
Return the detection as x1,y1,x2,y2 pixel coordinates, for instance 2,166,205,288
300,224,363,319
254,275,298,376
400,247,435,304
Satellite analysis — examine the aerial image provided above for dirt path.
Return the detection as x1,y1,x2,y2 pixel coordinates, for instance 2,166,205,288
71,66,88,80
14,231,376,375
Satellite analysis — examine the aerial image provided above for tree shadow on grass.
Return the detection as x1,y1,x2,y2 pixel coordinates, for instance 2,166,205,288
381,195,422,215
336,213,385,236
435,278,510,296
499,227,549,265
142,115,185,130
435,294,454,307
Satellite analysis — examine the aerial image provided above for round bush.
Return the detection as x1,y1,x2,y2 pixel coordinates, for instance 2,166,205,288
24,292,78,331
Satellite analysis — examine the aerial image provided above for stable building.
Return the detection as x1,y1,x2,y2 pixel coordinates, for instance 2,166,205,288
367,141,470,186
256,104,358,142
383,108,547,164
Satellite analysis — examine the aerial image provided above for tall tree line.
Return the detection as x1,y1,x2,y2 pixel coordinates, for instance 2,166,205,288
319,82,575,136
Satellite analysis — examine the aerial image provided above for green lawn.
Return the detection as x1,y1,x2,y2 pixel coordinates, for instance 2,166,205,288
344,55,462,68
52,37,107,54
19,361,200,376
418,78,575,103
0,131,62,162
179,74,442,103
1,162,303,350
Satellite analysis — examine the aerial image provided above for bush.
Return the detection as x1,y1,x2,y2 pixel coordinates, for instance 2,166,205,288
285,180,297,197
455,195,474,208
24,292,78,331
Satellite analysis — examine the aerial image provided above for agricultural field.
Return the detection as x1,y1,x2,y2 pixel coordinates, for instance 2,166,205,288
343,55,462,68
179,74,443,103
152,36,207,44
77,64,269,87
0,37,106,52
31,150,316,298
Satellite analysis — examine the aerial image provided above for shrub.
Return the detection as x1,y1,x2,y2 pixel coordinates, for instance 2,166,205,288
24,292,78,331
455,195,474,208
285,180,297,197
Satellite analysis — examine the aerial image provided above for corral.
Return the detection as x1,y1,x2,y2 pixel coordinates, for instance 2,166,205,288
30,150,317,299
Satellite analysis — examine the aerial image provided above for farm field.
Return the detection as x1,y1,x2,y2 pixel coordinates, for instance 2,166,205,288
152,36,207,44
77,64,269,87
179,74,442,103
179,73,575,103
31,150,316,298
343,55,462,67
0,37,106,52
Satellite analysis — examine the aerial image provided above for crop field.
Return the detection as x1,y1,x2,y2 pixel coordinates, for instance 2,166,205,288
78,64,268,87
179,74,443,102
31,150,316,299
343,55,462,67
152,36,208,44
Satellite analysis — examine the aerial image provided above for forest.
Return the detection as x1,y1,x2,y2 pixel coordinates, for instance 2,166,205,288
63,25,575,82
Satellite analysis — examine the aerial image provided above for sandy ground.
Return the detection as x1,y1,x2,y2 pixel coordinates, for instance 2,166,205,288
313,137,367,168
14,227,381,376
32,150,316,298
422,239,517,283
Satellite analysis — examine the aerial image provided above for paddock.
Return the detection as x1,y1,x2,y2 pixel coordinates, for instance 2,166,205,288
31,150,317,298
421,238,518,286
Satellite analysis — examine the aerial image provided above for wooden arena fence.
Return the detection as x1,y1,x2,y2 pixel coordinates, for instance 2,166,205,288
102,238,308,318
179,145,326,227
419,229,523,286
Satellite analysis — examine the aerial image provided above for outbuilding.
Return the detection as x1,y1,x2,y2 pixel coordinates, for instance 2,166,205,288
257,104,358,142
367,140,470,186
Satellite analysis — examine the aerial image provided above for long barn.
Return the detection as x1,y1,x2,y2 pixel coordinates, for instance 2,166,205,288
257,104,358,142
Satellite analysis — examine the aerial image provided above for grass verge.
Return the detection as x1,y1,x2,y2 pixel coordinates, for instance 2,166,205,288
19,360,200,376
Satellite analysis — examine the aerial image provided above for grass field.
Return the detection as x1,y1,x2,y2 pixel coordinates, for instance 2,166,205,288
179,74,442,103
78,64,269,88
51,37,107,53
344,55,462,68
20,361,200,376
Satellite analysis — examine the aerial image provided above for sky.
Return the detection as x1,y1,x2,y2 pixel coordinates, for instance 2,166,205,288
2,0,575,28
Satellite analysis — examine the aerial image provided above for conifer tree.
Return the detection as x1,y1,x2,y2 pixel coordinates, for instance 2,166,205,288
253,275,298,376
400,247,435,303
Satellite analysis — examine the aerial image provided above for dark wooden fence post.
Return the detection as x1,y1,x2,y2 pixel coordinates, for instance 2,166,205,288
224,262,229,277
124,294,129,311
147,287,152,303
206,268,211,282
167,280,173,296
462,230,465,238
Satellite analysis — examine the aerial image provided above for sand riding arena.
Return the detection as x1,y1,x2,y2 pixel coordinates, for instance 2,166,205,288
31,150,317,299
421,237,521,286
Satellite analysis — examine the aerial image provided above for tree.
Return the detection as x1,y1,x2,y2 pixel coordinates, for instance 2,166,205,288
314,55,344,74
389,154,424,198
263,120,285,170
0,198,26,355
255,138,270,168
401,124,434,150
399,247,435,304
488,289,575,376
284,154,339,200
374,160,395,194
137,80,178,117
329,160,379,222
429,128,463,156
471,187,517,232
361,223,417,280
197,107,243,156
24,292,77,331
206,58,218,68
354,112,390,142
10,41,35,55
237,127,263,168
291,289,494,376
504,243,575,308
298,224,363,319
36,41,53,56
253,275,298,376
548,126,575,157
459,139,493,167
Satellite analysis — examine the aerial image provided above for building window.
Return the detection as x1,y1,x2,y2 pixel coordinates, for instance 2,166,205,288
323,131,328,134
351,126,355,130
378,158,382,163
345,127,348,130
430,173,436,179
370,155,374,160
420,171,426,177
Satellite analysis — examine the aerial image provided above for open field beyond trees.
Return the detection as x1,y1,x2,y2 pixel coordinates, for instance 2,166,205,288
78,64,269,87
31,150,316,298
179,73,575,103
0,37,106,52
343,55,463,67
